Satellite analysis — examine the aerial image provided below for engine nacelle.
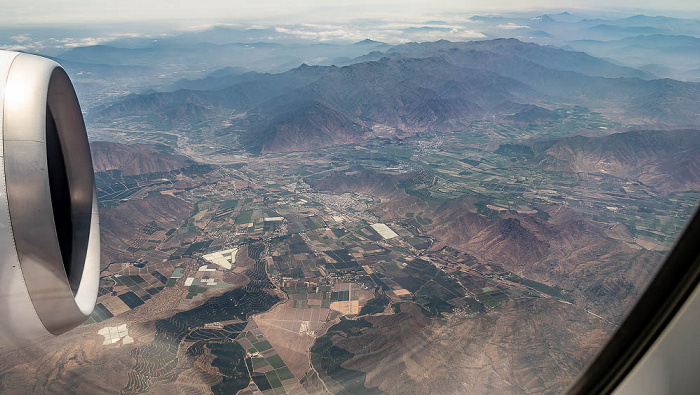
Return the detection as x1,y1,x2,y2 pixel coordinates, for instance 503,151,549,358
0,51,99,350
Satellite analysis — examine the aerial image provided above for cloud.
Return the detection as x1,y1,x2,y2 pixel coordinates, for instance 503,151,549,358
1,35,44,52
0,32,150,53
0,44,33,51
273,22,485,44
10,34,32,43
0,18,488,55
497,23,531,30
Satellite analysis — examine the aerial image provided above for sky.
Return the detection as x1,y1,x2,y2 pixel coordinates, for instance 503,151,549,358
2,0,700,27
2,0,700,54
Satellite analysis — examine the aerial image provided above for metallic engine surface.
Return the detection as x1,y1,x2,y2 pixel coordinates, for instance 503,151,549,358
0,50,100,349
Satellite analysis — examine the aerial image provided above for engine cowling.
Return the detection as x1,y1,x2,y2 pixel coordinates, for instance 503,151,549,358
0,50,100,350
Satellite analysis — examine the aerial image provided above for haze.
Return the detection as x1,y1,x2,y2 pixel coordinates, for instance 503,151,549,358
3,0,700,26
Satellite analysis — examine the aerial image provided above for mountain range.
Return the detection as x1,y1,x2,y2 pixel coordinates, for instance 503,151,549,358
89,39,700,153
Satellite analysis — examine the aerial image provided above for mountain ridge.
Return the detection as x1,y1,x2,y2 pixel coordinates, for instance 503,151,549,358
89,39,700,153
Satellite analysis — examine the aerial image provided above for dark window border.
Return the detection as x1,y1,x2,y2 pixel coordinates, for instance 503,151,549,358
566,205,700,395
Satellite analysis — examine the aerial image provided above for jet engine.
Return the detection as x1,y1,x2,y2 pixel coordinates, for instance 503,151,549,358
0,51,99,350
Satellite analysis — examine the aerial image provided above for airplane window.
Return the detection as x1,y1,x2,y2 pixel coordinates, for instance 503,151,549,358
1,1,699,394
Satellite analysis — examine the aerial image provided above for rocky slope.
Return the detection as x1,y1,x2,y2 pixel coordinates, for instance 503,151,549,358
91,141,193,176
533,129,700,193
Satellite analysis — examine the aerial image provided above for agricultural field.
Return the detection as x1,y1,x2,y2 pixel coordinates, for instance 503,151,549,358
54,122,700,394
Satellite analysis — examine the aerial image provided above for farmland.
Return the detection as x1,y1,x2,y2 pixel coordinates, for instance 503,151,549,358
6,119,696,395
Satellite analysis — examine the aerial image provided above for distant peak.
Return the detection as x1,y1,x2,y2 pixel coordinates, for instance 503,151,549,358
532,14,555,23
355,39,381,45
489,37,525,45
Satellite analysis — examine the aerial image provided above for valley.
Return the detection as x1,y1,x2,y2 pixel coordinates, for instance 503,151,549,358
2,123,696,394
2,14,700,395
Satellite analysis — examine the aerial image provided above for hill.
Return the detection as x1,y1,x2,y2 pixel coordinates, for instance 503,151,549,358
534,129,700,193
91,141,193,176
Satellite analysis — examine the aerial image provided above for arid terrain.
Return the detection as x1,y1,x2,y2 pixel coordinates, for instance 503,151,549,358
2,13,700,395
